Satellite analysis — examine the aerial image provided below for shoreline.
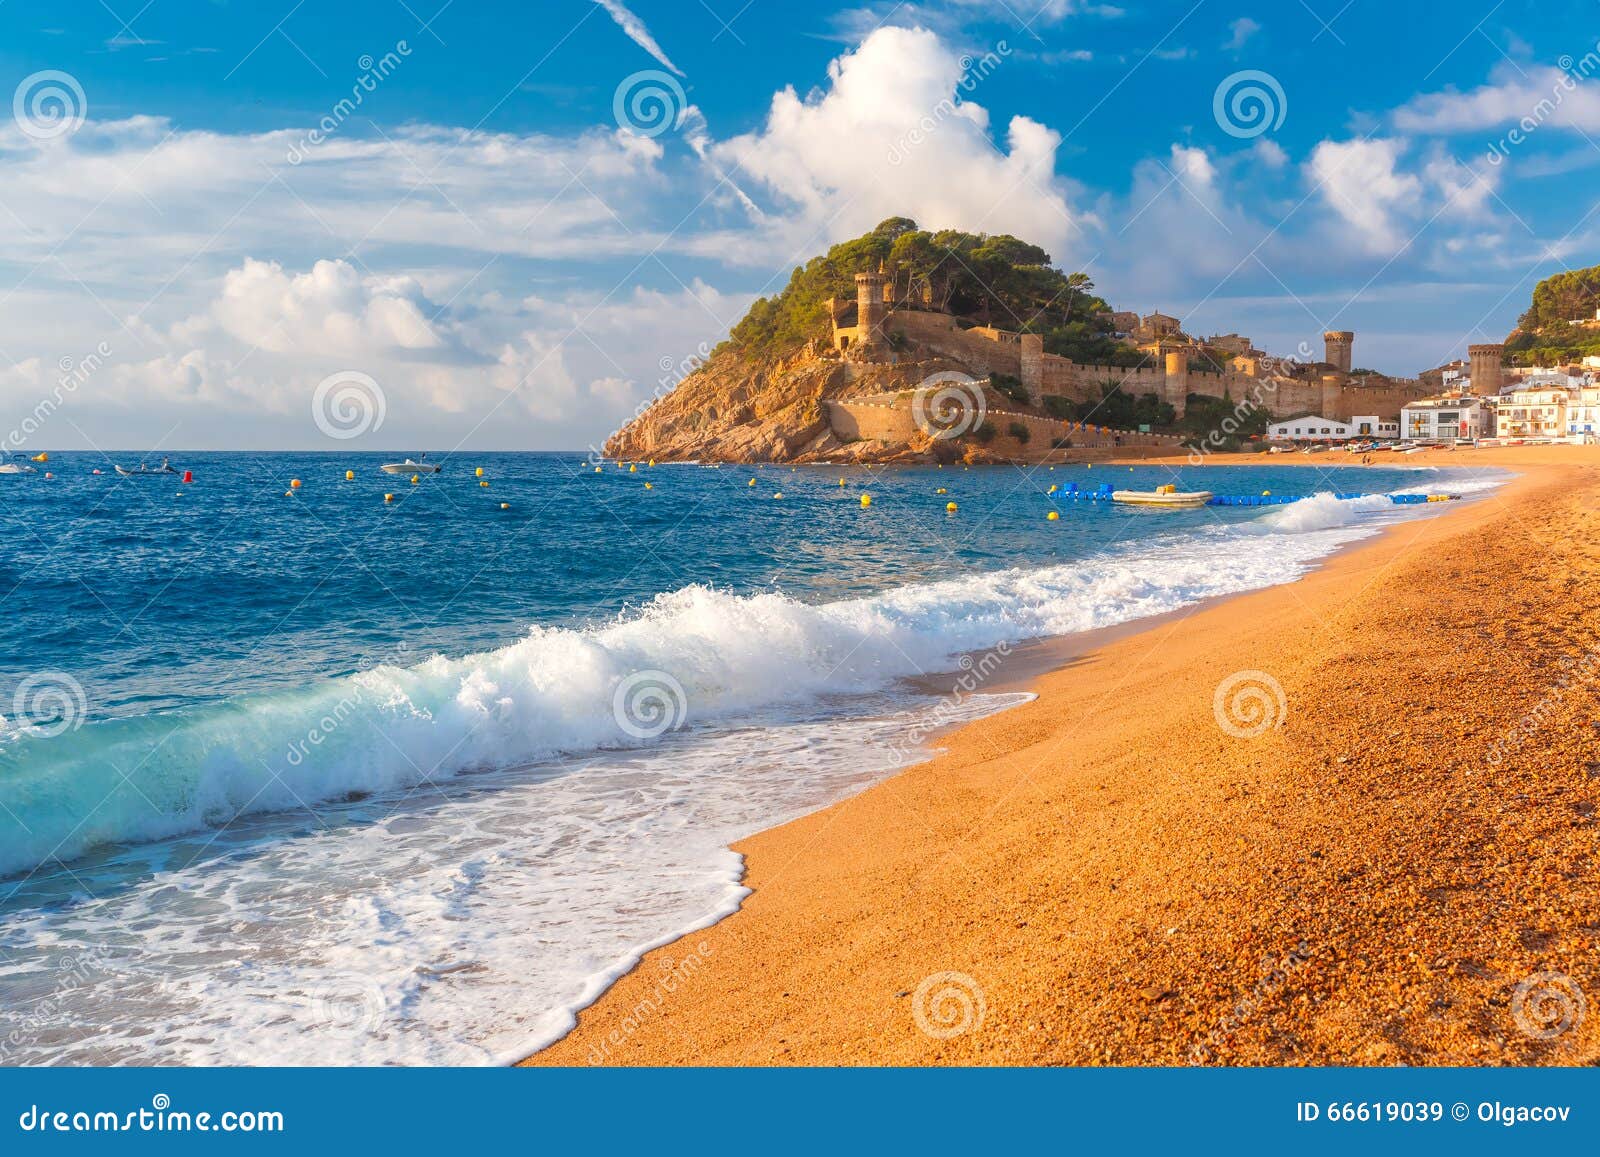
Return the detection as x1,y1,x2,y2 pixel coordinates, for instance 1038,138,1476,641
524,446,1600,1066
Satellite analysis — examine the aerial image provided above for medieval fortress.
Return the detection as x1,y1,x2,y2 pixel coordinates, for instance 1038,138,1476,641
820,268,1441,427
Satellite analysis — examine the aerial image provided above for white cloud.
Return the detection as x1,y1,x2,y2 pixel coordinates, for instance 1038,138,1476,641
592,0,684,76
1306,138,1422,254
1394,67,1600,134
1224,17,1260,52
1420,144,1499,220
707,26,1083,262
1252,138,1288,168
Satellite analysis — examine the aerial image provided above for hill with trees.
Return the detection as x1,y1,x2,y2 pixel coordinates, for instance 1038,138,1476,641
1506,263,1600,365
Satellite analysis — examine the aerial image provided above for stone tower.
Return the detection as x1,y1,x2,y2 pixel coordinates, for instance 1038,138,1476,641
853,268,888,358
1020,333,1044,405
1164,349,1189,418
1323,330,1354,375
1468,343,1505,395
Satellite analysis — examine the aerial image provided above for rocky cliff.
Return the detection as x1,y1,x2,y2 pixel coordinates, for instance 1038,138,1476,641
603,349,1011,464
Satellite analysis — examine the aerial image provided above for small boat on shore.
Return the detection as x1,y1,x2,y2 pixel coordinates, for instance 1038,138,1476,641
1112,484,1212,509
380,455,441,475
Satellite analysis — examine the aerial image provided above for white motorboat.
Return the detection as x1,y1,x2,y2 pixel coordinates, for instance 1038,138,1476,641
1112,485,1213,509
380,456,441,475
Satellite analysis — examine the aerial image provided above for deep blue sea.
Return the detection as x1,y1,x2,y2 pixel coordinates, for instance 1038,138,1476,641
0,451,1504,1064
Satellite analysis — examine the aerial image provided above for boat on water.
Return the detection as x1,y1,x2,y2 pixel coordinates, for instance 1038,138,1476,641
380,455,441,475
1112,484,1212,509
114,457,179,477
0,459,37,475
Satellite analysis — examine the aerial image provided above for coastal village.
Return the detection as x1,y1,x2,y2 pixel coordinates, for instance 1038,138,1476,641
822,267,1599,453
609,242,1597,465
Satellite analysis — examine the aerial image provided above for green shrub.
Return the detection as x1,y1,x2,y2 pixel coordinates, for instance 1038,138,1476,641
1007,421,1031,444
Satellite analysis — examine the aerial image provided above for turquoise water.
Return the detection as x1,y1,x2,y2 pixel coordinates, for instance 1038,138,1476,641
0,452,1501,1064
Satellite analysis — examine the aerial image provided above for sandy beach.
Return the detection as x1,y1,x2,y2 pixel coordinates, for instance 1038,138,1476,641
527,446,1600,1066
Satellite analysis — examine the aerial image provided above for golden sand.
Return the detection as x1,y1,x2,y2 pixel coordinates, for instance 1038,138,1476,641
527,446,1600,1066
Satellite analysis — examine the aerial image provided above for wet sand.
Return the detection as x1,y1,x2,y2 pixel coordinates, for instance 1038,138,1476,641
526,445,1600,1066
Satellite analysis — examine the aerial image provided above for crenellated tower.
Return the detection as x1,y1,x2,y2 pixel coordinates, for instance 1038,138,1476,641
1323,330,1354,375
852,268,889,359
1468,343,1505,395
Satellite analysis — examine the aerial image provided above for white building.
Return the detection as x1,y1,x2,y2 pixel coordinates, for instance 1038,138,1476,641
1267,414,1397,441
1568,385,1600,440
1494,384,1567,440
1401,396,1491,442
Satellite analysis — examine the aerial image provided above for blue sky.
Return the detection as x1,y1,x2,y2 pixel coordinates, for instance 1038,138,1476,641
0,0,1595,449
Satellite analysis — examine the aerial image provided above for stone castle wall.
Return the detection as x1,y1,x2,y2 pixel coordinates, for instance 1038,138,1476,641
824,398,1183,451
867,309,1428,423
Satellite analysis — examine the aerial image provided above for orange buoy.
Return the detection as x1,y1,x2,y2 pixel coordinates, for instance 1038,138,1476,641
289,478,301,489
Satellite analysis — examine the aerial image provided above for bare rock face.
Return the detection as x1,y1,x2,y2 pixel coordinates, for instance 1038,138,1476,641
604,349,971,464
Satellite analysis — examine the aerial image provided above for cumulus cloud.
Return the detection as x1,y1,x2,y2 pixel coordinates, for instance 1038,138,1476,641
1306,138,1423,255
707,26,1083,262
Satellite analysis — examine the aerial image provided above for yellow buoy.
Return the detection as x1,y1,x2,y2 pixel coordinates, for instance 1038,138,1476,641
480,480,489,488
344,469,354,481
290,478,301,488
773,492,783,499
860,494,872,507
475,467,484,477
1048,484,1057,493
946,502,958,513
1261,490,1271,497
838,478,845,487
411,474,420,485
500,502,509,510
644,482,653,490
1047,510,1060,521
630,464,637,473
935,487,947,494
748,478,756,487
594,466,602,473
648,459,656,467
384,493,394,502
